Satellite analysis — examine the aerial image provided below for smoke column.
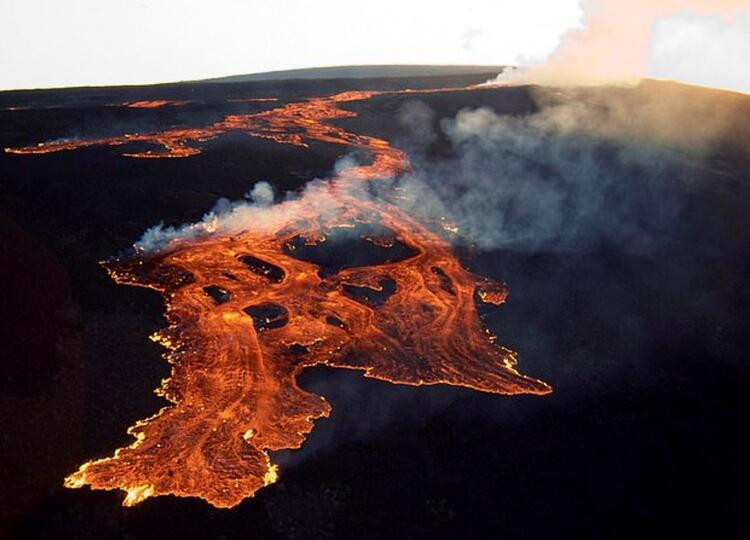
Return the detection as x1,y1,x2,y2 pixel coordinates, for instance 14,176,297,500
497,0,750,94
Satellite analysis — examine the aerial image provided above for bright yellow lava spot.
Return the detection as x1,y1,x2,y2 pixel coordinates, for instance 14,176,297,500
263,465,279,486
123,484,155,506
149,333,173,348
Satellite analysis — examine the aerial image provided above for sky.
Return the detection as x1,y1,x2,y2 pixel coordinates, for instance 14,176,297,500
1,0,748,92
0,0,582,90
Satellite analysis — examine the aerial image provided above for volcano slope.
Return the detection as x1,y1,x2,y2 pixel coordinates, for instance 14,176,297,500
1,73,749,538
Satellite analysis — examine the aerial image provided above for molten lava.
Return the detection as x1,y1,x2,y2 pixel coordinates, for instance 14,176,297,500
18,87,551,507
123,100,193,108
4,91,406,161
228,97,279,103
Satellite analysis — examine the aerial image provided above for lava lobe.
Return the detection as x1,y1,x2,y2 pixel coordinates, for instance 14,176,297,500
53,87,551,508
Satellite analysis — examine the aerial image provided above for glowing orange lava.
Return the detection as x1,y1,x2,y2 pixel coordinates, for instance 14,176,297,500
22,87,551,507
228,97,279,103
3,86,479,160
3,91,407,162
123,100,193,108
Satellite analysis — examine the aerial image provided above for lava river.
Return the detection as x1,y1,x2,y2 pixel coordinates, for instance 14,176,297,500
10,88,552,507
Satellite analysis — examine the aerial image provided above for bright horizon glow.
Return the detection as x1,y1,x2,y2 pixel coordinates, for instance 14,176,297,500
0,0,583,90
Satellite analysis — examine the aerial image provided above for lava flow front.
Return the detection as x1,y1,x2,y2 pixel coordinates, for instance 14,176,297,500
36,88,551,508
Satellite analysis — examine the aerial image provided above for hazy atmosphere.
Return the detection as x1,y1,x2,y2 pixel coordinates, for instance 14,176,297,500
2,0,749,92
1,0,580,89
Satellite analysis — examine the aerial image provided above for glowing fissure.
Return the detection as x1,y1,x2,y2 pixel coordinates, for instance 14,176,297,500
24,87,550,507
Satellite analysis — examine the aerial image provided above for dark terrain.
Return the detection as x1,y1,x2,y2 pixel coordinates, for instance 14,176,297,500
1,70,749,539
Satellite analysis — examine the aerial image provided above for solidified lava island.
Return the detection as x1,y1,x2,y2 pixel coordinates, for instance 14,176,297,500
8,88,551,507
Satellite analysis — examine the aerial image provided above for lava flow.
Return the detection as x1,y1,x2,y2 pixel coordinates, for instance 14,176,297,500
48,88,551,508
122,99,193,108
3,91,408,162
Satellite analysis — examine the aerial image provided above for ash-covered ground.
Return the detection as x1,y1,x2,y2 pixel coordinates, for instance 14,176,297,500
1,71,749,539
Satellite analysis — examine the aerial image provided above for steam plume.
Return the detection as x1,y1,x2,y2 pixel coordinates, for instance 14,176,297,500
493,0,750,94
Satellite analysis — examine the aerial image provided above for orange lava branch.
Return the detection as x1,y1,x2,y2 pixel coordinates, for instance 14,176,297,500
36,89,551,508
123,99,193,108
4,91,409,165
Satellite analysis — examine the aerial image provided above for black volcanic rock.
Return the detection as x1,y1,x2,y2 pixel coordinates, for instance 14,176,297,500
1,73,749,539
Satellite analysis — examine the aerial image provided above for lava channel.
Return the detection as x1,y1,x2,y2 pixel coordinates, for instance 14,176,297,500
31,87,553,507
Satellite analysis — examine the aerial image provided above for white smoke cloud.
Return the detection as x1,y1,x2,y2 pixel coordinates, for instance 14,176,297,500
384,81,748,255
134,179,340,253
489,0,750,94
133,78,746,258
244,181,275,206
